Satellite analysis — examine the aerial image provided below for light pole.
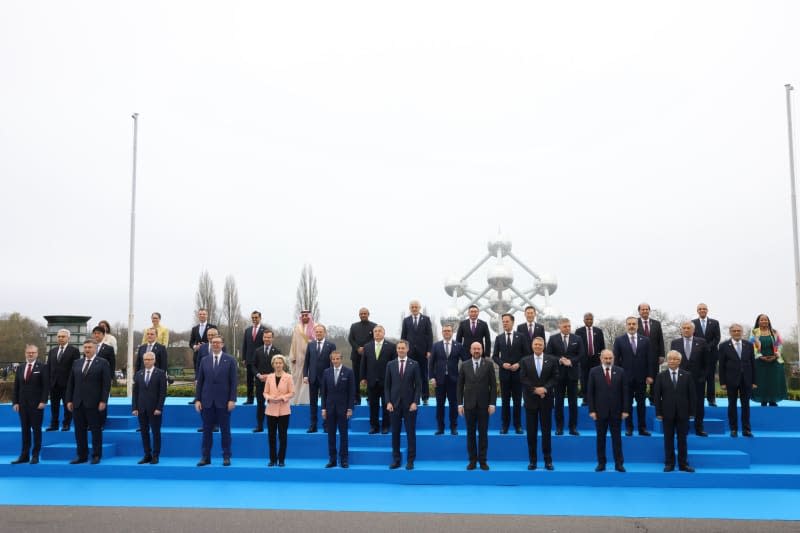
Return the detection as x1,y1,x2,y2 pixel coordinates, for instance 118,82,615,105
127,113,139,397
785,85,800,352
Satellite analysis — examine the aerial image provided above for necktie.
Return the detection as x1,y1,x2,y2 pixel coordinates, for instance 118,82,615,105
535,357,542,376
145,370,151,385
685,339,692,360
563,335,568,349
413,316,418,328
587,328,594,356
252,327,257,341
735,341,742,358
335,367,340,385
471,321,476,334
57,346,64,362
82,359,91,376
445,342,450,356
214,356,219,369
375,343,381,360
317,341,322,354
529,324,533,338
25,363,32,382
199,324,205,338
672,371,677,387
473,361,479,373
605,367,611,385
630,336,637,352
507,333,511,348
643,321,650,336
701,320,707,334
148,344,153,353
399,359,405,378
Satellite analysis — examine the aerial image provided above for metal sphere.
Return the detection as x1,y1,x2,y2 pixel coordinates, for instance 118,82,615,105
487,263,514,290
440,307,462,328
488,294,512,314
487,234,512,256
539,273,558,295
489,316,501,333
444,275,466,297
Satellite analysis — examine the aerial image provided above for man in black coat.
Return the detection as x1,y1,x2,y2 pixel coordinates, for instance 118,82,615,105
718,323,757,437
587,349,629,472
46,328,80,431
400,300,433,404
457,342,497,471
65,339,112,464
252,329,282,433
654,350,696,472
576,312,605,404
517,305,546,356
430,323,468,435
132,351,167,464
492,313,526,434
12,345,50,464
241,310,266,405
385,340,422,470
519,337,559,470
360,325,397,434
692,303,722,406
545,317,585,436
612,317,656,436
347,307,376,405
135,327,169,372
670,321,709,436
456,305,492,357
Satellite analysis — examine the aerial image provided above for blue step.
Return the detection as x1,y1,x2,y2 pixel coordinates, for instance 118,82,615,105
688,449,750,468
40,442,116,460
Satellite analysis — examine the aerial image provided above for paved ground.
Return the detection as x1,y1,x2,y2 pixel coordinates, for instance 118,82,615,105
0,506,796,533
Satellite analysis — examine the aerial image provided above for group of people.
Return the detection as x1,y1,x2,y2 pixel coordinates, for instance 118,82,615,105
8,301,787,474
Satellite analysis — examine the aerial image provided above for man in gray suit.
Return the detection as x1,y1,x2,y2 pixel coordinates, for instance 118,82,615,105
458,342,497,471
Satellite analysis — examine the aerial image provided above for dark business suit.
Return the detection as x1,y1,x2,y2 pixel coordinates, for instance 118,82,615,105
385,357,422,464
13,360,49,460
321,365,355,464
65,356,112,461
612,333,655,433
546,333,585,432
587,365,628,468
47,344,80,430
718,338,756,433
400,314,433,400
457,357,497,464
492,330,526,431
517,321,547,355
95,342,115,427
519,353,558,465
135,342,168,373
242,325,266,403
303,339,335,430
195,351,238,460
670,336,708,433
132,367,167,458
576,326,606,400
429,339,468,432
348,319,376,402
360,340,397,432
253,344,282,431
190,322,217,373
456,318,492,357
654,367,696,468
693,317,721,404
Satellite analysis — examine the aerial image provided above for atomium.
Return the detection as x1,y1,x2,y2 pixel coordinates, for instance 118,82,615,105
441,233,565,334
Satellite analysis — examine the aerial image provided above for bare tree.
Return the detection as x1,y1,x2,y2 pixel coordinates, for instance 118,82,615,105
595,316,626,347
221,274,243,353
195,270,219,325
295,264,320,321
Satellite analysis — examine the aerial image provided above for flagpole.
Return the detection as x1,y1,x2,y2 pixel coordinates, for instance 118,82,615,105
127,113,139,398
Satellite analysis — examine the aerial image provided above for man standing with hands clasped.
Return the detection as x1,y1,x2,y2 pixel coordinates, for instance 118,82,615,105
11,345,49,464
321,351,355,468
458,342,497,471
132,352,167,465
195,336,237,467
519,337,558,470
587,349,629,472
654,350,696,472
385,340,422,470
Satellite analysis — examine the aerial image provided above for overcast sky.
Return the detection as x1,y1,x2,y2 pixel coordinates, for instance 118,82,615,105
2,1,800,339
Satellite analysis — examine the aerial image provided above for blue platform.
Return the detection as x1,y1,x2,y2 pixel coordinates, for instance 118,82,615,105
1,397,799,519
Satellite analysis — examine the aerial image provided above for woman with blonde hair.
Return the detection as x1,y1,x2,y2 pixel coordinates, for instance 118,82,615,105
264,354,294,466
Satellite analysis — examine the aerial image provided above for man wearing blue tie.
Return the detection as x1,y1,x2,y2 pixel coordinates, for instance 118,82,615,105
195,336,237,466
321,351,355,468
132,352,167,464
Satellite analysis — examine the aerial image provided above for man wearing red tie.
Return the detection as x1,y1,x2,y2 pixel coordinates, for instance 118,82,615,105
576,312,605,405
11,345,49,464
587,349,629,472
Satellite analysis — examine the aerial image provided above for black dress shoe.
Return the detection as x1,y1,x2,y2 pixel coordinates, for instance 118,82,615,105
136,428,141,432
268,461,276,467
730,430,738,438
595,464,606,472
389,461,401,469
10,456,29,464
527,463,537,470
368,429,379,435
325,461,337,468
138,456,152,465
45,426,58,432
307,427,318,433
70,457,88,464
434,429,444,435
340,462,349,469
569,429,580,436
381,428,390,434
769,402,778,407
422,399,429,406
467,462,477,470
187,400,195,405
545,463,554,471
479,462,489,471
30,456,39,465
223,458,231,466
664,464,675,472
252,428,264,433
243,400,254,405
197,458,211,466
405,462,414,470
614,464,626,472
150,456,159,465
61,426,70,432
638,430,652,437
708,402,718,407
450,429,458,436
743,430,754,437
515,427,524,435
197,428,204,432
695,430,708,437
500,428,509,435
625,429,633,437
555,429,564,436
90,457,101,464
278,461,285,467
213,426,220,432
679,465,695,473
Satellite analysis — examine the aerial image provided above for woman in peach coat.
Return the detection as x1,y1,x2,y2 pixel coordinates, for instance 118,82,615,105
264,354,295,466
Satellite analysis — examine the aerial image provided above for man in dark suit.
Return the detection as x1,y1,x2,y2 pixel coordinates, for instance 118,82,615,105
194,327,221,376
520,337,558,470
132,351,167,464
360,325,396,434
135,327,169,372
576,312,606,405
400,299,433,404
385,340,422,470
11,345,49,464
718,323,757,437
613,317,656,436
253,329,282,433
638,302,664,405
546,318,585,436
241,310,266,405
195,335,238,466
190,308,216,378
430,323,468,435
456,305,492,357
303,324,335,433
692,303,721,407
587,349,629,472
91,326,115,428
654,350,696,472
492,313,526,434
65,339,112,464
321,351,355,468
46,328,80,432
457,342,497,471
670,321,709,436
348,307,375,405
517,305,546,355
